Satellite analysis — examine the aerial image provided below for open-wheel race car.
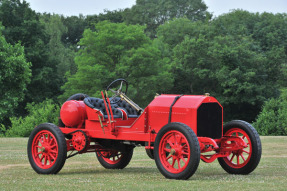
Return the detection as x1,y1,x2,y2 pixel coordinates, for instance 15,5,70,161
27,79,262,179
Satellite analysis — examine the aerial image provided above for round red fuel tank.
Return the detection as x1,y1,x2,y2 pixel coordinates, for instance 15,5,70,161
60,100,87,128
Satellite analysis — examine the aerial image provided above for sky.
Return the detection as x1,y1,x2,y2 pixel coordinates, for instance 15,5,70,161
24,0,287,17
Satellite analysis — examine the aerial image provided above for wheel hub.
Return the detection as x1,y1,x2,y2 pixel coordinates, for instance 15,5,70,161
75,138,82,144
72,130,88,152
41,142,51,153
170,143,184,157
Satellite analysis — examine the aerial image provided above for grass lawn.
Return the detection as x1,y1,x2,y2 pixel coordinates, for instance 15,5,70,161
0,136,286,191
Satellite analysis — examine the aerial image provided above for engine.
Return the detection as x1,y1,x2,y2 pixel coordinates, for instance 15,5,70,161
60,100,87,128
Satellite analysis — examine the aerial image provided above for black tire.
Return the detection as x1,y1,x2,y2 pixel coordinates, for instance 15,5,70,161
154,122,200,180
146,148,154,159
27,123,67,174
66,93,89,101
145,142,154,159
96,149,133,169
218,120,262,174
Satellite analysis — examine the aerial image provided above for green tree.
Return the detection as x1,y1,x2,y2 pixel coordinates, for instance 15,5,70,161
253,13,287,52
61,21,173,107
211,10,287,88
118,44,173,106
171,34,215,95
157,18,208,48
60,21,150,101
61,14,87,46
171,33,277,121
156,12,287,121
43,14,77,83
124,0,210,37
86,9,125,29
0,0,60,107
0,29,31,129
211,10,258,37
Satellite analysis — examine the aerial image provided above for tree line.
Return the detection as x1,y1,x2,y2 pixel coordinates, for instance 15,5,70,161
0,0,286,136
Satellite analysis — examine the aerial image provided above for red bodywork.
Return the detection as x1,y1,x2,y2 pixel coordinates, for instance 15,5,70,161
61,94,219,141
59,92,246,163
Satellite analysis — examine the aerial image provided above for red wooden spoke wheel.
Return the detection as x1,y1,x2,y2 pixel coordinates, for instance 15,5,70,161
158,130,190,173
223,128,252,168
218,120,262,174
154,123,200,180
28,123,67,174
98,150,123,164
96,149,133,169
31,130,59,169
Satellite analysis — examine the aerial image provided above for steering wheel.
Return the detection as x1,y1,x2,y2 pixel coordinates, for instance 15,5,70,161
106,79,128,104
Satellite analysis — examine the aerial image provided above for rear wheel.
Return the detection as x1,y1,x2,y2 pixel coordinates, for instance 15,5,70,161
96,149,133,169
146,148,154,159
154,122,200,180
66,93,89,101
218,120,262,174
27,123,67,174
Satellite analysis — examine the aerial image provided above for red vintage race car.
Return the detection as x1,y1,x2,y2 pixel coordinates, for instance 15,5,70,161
27,79,262,179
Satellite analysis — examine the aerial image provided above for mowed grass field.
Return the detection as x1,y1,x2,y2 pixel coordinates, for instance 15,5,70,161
0,136,286,191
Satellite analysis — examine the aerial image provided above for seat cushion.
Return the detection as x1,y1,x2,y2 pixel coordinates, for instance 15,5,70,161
84,97,122,119
113,97,139,118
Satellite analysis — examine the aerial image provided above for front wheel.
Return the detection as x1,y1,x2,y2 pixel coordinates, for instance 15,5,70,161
154,122,200,180
96,149,133,169
27,123,67,174
218,120,262,174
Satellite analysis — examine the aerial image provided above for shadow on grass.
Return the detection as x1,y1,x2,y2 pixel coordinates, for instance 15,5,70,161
59,166,157,175
57,166,235,181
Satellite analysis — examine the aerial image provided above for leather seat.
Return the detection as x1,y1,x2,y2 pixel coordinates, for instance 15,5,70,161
84,97,123,119
113,97,139,118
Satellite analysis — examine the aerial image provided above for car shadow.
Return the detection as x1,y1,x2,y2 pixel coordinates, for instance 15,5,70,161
59,166,158,175
58,166,234,182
